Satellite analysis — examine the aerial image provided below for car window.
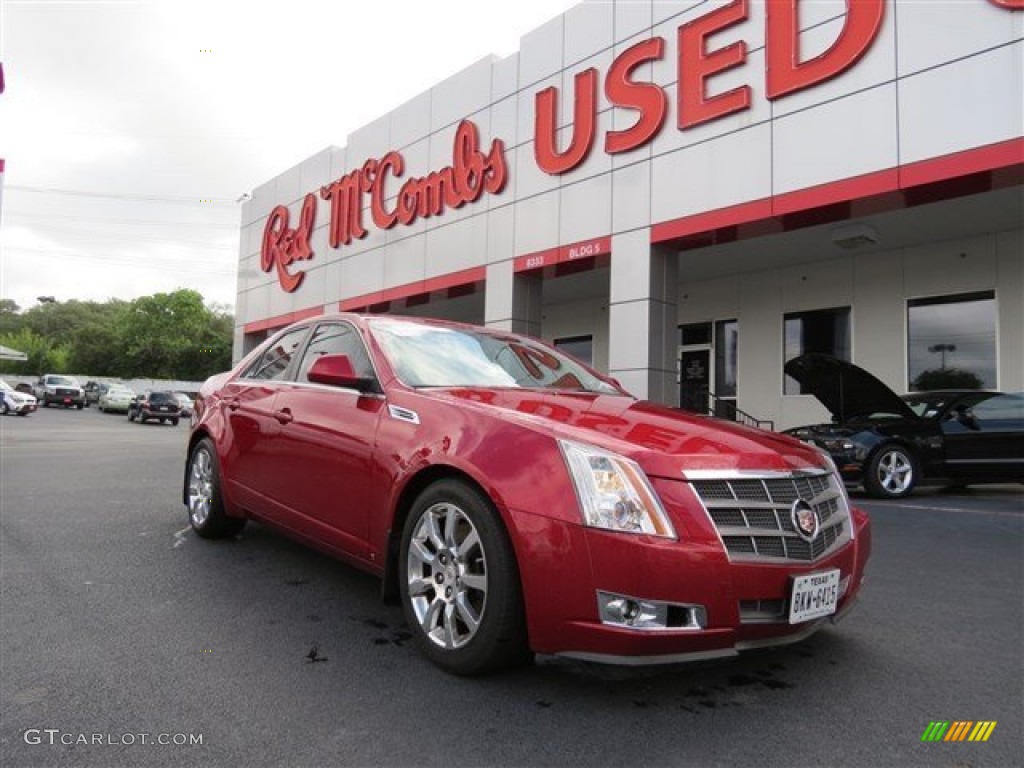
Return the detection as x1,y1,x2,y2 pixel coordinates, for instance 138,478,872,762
0,380,12,392
971,393,1023,422
242,327,308,381
297,322,376,383
149,392,176,404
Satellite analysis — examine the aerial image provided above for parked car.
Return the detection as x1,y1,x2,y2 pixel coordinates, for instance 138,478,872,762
184,314,871,675
174,392,195,417
36,374,85,409
129,391,181,425
784,354,1024,498
14,382,35,396
98,385,135,414
1,378,37,416
83,381,103,406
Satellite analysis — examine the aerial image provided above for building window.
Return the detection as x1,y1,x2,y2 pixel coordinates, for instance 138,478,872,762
784,307,851,395
907,291,996,390
714,319,738,399
554,335,593,365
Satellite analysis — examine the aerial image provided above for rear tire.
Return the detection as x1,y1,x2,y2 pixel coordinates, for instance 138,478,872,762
864,445,918,498
399,479,529,675
170,418,179,426
186,438,245,539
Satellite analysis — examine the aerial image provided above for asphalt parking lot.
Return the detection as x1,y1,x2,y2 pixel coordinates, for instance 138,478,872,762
1,406,1021,767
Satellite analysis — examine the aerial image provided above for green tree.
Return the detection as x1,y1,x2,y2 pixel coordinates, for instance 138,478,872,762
0,299,22,336
118,289,230,379
0,328,71,376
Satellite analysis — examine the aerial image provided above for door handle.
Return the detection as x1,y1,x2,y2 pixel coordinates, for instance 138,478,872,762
274,408,293,425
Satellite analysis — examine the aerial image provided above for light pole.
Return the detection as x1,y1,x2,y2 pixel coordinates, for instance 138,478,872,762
928,343,956,369
36,296,56,376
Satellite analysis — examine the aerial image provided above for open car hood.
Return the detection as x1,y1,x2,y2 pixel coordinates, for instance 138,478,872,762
784,354,917,423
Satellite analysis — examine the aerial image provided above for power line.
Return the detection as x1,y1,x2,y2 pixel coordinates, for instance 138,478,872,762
4,245,236,274
5,221,237,251
4,210,239,231
5,184,238,206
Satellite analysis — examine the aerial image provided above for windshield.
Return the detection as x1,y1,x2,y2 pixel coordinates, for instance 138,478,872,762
0,380,12,392
46,376,77,386
107,387,132,396
368,319,622,395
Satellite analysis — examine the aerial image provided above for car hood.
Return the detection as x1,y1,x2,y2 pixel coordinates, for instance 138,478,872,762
431,388,825,479
784,354,917,423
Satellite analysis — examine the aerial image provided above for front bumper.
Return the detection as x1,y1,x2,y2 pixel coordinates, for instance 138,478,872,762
508,491,871,662
6,401,37,415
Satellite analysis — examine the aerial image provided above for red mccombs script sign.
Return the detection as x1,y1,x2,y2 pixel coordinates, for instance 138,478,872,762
261,121,505,293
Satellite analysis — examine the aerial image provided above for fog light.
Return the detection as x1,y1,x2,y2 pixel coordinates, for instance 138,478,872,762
597,591,707,631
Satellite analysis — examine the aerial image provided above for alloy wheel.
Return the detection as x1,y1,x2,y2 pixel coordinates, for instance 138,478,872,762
406,502,488,650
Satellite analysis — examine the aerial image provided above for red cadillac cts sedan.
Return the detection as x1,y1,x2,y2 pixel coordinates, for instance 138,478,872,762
184,314,871,674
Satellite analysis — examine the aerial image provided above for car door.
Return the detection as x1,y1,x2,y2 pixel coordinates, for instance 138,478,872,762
941,392,1024,480
218,326,310,515
263,321,384,558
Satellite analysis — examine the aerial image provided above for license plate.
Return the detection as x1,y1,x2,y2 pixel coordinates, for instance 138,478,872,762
788,569,840,624
158,406,168,411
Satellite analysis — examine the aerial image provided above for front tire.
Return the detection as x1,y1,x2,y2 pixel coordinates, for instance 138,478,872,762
399,479,529,675
186,438,245,539
1,402,8,416
864,445,918,498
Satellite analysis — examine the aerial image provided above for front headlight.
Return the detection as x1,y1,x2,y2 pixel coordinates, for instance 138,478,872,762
559,439,676,539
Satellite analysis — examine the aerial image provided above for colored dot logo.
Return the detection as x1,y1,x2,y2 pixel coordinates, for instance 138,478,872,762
921,721,997,742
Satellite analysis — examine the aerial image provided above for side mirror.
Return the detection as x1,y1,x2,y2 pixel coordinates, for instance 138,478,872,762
307,354,375,393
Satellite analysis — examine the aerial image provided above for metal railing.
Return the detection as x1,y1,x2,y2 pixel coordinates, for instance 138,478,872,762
682,388,775,431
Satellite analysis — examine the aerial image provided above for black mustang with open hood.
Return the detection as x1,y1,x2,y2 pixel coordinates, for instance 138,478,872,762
783,354,1023,498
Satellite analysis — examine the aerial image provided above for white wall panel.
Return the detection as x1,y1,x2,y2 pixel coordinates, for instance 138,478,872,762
299,149,333,197
274,162,303,207
612,160,651,234
346,114,391,167
492,53,519,102
615,0,652,40
515,137,560,199
340,248,385,299
514,191,560,255
431,59,493,131
898,43,1024,166
560,172,613,244
652,123,771,223
565,1,614,67
425,217,482,278
902,234,997,299
383,232,426,289
778,257,854,313
485,204,516,265
773,85,897,195
489,96,518,153
390,91,432,149
652,0,702,28
896,0,1022,77
517,74,558,151
519,14,564,86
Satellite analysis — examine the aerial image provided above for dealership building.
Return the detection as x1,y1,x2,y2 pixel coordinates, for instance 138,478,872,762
235,0,1023,430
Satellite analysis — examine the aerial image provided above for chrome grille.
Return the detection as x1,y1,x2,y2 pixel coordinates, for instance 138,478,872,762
690,471,851,563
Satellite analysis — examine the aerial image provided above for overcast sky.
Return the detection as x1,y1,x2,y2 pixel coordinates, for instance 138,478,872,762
0,0,577,312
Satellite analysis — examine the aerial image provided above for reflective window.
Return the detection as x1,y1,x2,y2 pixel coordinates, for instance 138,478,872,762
714,319,738,398
907,292,995,390
297,323,376,382
553,335,594,365
242,327,308,381
784,307,851,395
